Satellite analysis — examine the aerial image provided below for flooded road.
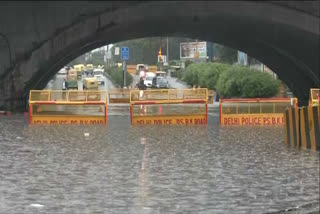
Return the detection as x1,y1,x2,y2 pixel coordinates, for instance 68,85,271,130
0,114,319,213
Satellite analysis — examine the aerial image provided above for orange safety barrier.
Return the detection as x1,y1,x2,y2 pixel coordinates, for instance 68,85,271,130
220,98,298,126
29,90,108,125
130,88,208,125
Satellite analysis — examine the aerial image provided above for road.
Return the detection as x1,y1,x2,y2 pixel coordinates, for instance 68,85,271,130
131,74,189,89
45,73,116,91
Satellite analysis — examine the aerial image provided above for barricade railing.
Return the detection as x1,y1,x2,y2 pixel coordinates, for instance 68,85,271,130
130,88,208,103
29,90,108,125
220,98,298,125
208,90,215,104
108,89,130,103
130,88,208,125
309,88,320,106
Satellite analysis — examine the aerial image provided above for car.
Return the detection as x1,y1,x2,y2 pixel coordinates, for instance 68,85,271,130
151,77,169,89
94,74,105,85
144,76,155,88
57,68,67,75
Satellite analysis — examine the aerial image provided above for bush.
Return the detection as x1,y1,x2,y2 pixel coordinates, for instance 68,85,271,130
183,62,229,89
182,62,280,98
216,65,280,98
106,65,133,87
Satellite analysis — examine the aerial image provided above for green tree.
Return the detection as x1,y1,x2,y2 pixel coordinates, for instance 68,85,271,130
216,65,280,98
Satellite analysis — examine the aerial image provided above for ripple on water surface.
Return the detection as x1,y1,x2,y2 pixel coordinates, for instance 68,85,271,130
0,115,319,213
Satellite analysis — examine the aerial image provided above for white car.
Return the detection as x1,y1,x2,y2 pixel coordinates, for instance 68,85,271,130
57,68,67,75
144,76,154,88
94,74,105,85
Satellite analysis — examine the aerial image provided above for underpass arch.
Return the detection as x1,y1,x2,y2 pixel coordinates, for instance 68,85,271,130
1,1,319,110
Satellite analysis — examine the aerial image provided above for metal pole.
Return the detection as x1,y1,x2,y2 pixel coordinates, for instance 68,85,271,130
122,60,126,88
167,36,169,62
124,60,126,87
106,45,109,67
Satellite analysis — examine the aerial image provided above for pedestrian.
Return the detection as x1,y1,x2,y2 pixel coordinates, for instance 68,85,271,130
62,79,67,99
139,77,145,90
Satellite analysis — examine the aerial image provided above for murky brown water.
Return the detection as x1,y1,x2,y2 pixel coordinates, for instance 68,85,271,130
0,114,319,214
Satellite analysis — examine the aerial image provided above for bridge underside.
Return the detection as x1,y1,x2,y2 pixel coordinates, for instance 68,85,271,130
0,1,319,110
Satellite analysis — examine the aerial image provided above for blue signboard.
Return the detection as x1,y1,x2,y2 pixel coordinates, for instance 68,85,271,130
121,47,129,60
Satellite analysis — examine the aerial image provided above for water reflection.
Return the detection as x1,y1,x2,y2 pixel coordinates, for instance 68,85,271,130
0,115,318,213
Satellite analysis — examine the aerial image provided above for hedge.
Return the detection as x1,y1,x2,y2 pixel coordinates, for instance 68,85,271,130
106,65,133,87
216,65,281,98
182,63,280,98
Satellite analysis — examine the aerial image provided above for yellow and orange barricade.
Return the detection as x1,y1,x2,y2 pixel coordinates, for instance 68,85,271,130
130,88,208,125
108,89,130,103
220,98,298,126
29,90,108,125
309,88,320,106
284,88,320,151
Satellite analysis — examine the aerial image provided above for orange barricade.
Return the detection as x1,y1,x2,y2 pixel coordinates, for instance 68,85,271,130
130,88,208,125
29,90,108,125
220,98,298,126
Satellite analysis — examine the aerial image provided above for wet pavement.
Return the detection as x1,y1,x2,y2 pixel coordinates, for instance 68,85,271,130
45,73,115,91
3,72,318,213
0,113,319,214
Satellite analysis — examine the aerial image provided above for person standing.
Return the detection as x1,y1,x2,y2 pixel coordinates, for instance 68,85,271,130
62,79,67,99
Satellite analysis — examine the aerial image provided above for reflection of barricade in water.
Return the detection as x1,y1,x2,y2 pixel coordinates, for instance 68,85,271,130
108,89,130,103
130,88,208,125
220,98,298,126
29,90,108,125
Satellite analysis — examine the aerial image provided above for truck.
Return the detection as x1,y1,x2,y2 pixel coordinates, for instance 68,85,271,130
66,69,78,90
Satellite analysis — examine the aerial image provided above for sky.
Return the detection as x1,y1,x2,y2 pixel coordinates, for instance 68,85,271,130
91,44,114,53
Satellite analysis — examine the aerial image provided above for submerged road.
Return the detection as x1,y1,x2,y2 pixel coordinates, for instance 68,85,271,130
0,113,319,213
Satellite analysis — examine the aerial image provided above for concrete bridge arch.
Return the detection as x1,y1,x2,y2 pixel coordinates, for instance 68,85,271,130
0,1,319,110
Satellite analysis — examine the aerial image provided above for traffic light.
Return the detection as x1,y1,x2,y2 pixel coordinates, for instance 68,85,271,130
158,48,162,62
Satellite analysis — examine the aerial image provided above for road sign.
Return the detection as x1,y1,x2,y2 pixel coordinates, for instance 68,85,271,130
115,47,120,55
121,47,129,60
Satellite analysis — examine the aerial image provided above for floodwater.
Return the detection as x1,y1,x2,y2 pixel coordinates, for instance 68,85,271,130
0,114,319,214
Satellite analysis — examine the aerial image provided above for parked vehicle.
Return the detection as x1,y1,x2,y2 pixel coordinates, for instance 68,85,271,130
74,64,85,79
94,74,105,85
66,69,78,90
151,77,169,89
83,77,101,100
58,67,67,75
93,68,104,76
83,77,98,90
144,72,156,88
155,71,166,77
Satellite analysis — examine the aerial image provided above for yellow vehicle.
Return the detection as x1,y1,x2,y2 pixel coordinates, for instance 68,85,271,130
309,88,320,106
86,64,93,70
83,77,98,90
66,69,78,89
74,64,85,78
